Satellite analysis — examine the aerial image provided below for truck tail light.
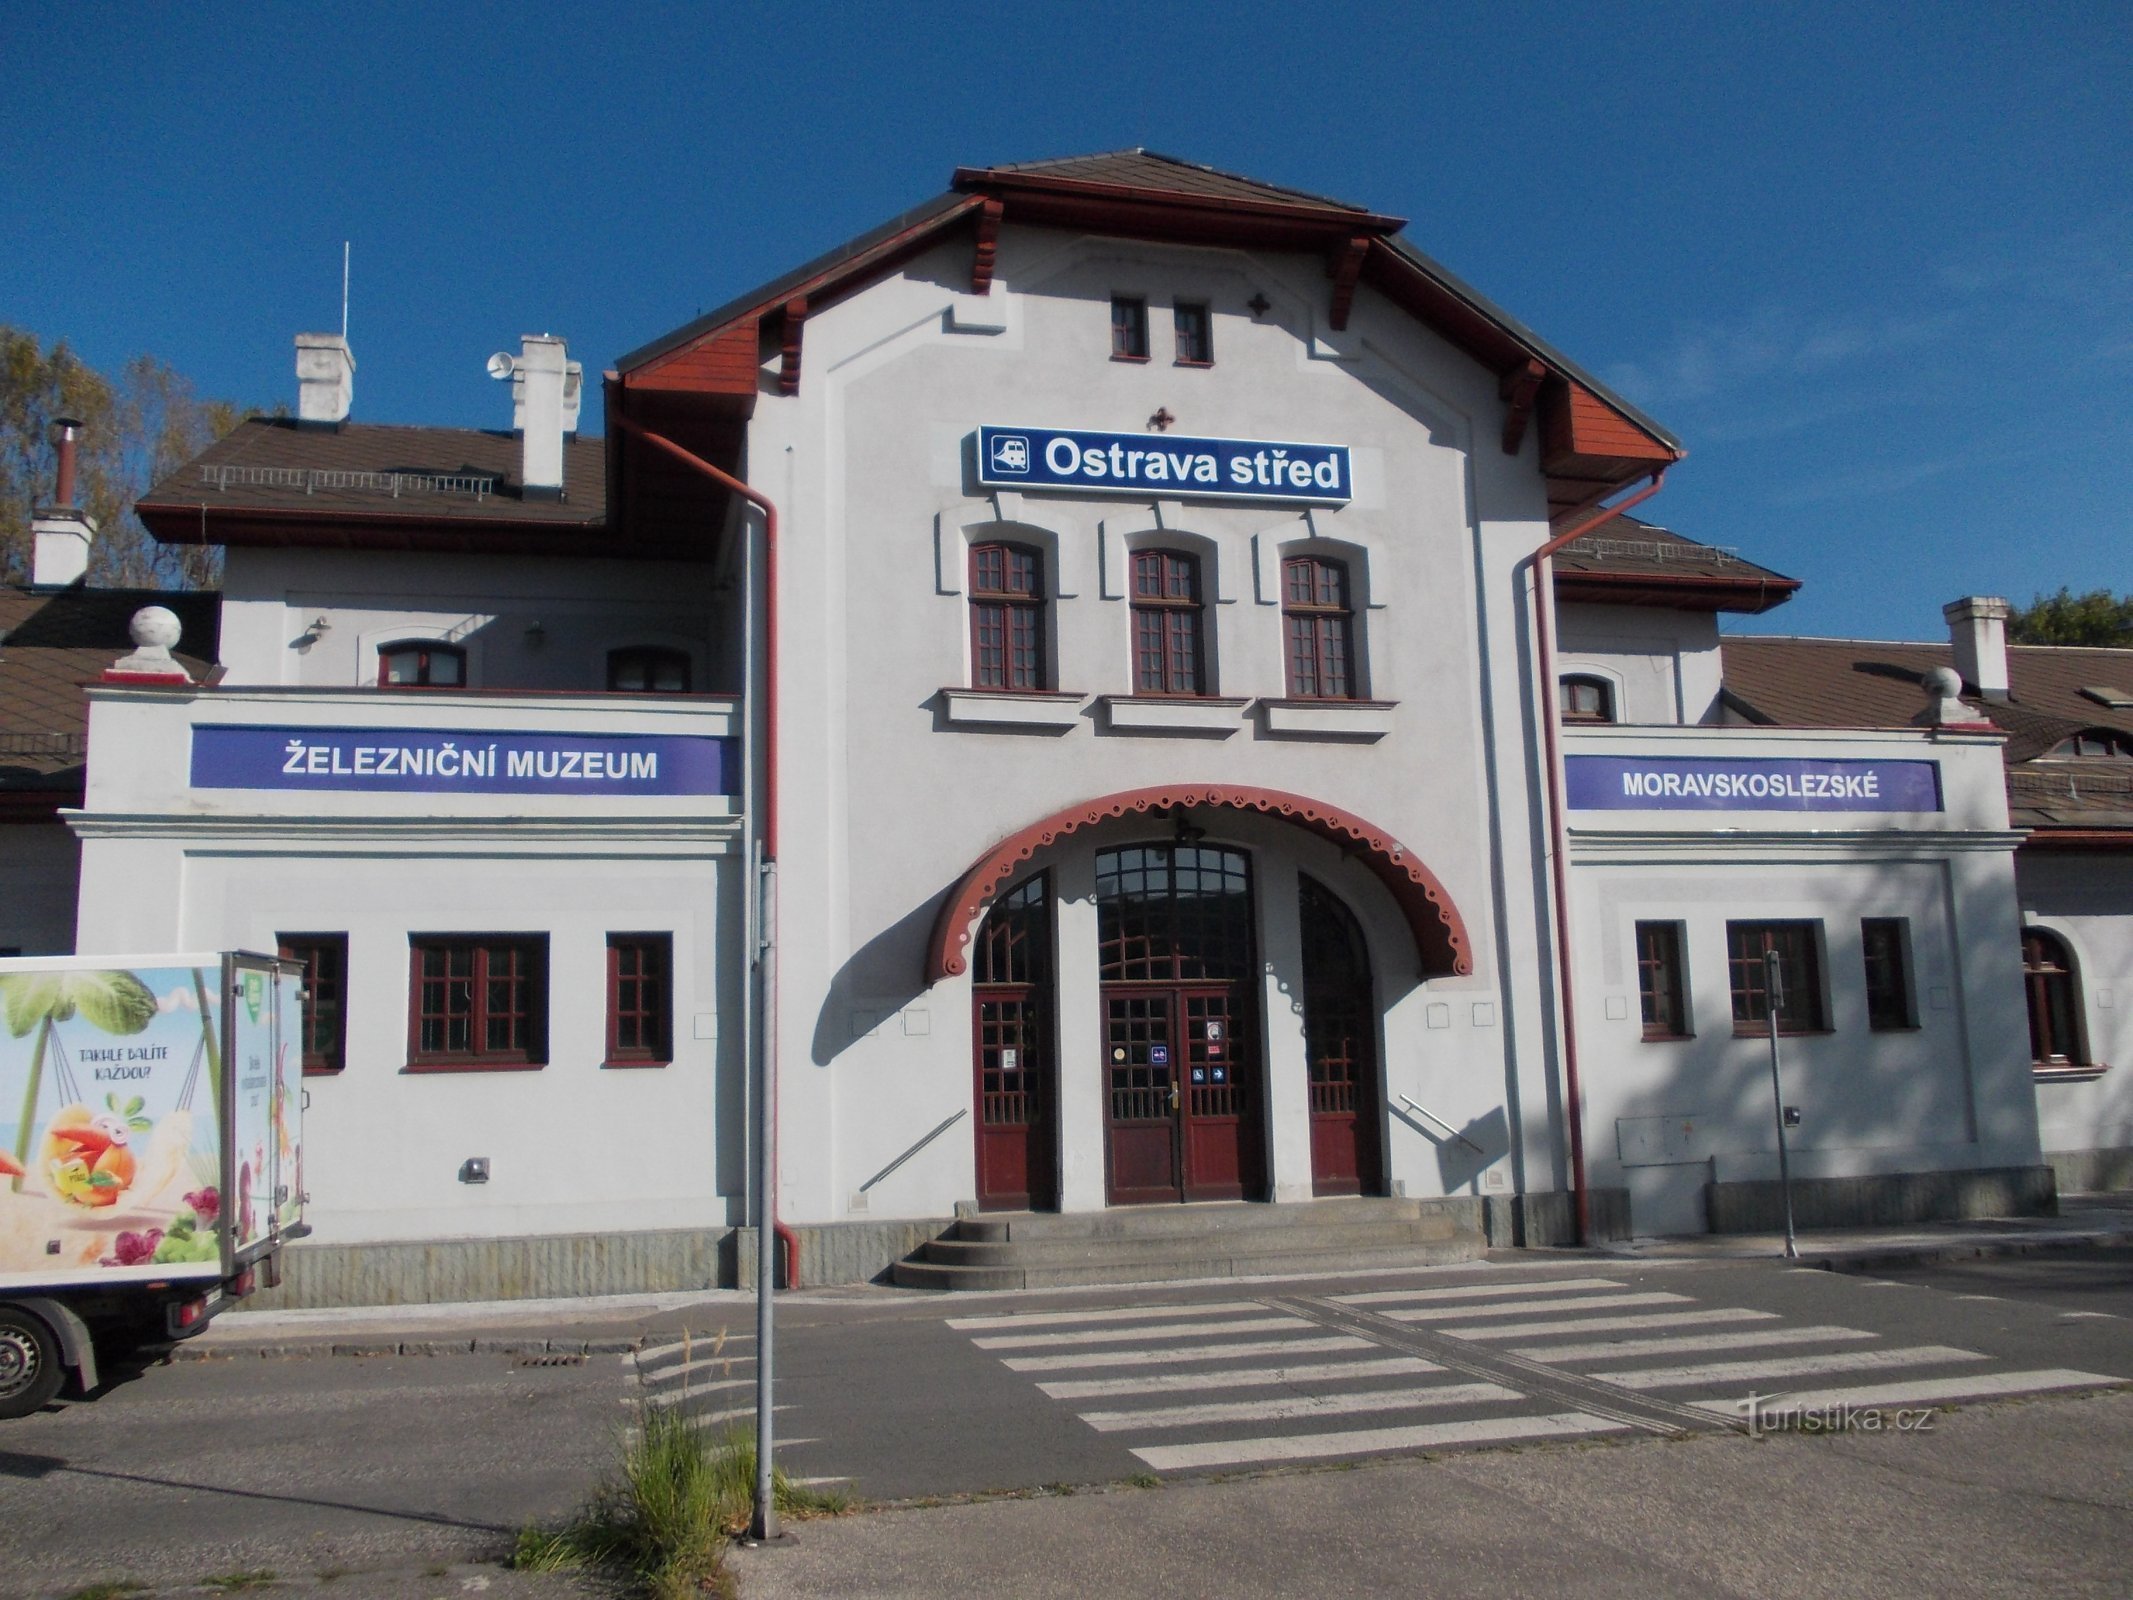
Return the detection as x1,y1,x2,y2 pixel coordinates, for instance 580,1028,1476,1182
170,1296,209,1331
227,1267,256,1299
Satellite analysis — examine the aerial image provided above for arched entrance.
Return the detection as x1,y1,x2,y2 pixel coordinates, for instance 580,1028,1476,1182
1300,874,1383,1196
1097,843,1266,1204
971,873,1056,1211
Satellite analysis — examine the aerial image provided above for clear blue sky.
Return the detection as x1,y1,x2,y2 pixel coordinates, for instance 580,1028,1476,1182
5,2,2126,640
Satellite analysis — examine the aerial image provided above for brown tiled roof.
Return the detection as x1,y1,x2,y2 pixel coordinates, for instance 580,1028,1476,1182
1553,515,1798,613
960,150,1388,218
136,418,605,531
1721,634,2133,831
0,586,218,799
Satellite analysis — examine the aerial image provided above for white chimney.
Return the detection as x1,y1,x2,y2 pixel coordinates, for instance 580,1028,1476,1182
511,334,569,500
1944,595,2011,703
295,333,355,425
31,417,94,588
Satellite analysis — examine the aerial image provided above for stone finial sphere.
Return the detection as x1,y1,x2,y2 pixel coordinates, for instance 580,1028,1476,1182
129,606,182,651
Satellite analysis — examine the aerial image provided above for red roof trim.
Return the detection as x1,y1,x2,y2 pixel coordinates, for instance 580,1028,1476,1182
952,166,1406,231
1553,570,1803,615
924,784,1473,984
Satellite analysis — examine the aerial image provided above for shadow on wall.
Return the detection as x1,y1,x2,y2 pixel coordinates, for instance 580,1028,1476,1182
808,891,949,1067
1388,1101,1511,1193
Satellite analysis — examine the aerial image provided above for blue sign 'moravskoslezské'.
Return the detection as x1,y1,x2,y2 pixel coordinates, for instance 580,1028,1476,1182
1566,755,1942,813
190,725,736,797
976,425,1350,505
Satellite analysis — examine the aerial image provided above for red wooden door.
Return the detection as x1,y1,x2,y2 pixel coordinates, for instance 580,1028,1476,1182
1301,875,1383,1197
1103,983,1263,1204
972,874,1056,1211
1103,990,1180,1203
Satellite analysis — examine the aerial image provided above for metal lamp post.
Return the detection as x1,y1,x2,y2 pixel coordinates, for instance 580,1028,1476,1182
1763,948,1800,1260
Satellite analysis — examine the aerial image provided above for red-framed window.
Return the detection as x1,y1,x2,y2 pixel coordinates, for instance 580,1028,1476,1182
1173,302,1213,366
1861,918,1915,1031
1282,556,1355,700
378,641,466,688
2022,928,2085,1066
278,933,348,1074
407,936,547,1070
1111,296,1149,360
970,541,1047,690
1559,675,1615,724
606,933,673,1066
1634,921,1689,1040
1131,548,1205,695
1727,921,1826,1035
608,646,691,693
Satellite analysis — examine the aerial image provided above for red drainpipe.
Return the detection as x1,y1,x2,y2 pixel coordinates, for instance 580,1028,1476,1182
1521,469,1668,1246
612,413,798,1288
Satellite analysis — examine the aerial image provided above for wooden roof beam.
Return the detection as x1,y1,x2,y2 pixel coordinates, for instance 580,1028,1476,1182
777,298,807,396
971,198,1003,294
1328,235,1370,331
1500,359,1545,456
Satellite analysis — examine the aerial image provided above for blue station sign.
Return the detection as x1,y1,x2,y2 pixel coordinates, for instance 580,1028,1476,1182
977,425,1351,505
190,725,737,797
1566,755,1943,813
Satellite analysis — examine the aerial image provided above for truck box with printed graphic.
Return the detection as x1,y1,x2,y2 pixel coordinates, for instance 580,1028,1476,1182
0,952,306,1417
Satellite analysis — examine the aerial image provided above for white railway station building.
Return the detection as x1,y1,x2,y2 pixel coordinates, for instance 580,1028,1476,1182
4,152,2113,1302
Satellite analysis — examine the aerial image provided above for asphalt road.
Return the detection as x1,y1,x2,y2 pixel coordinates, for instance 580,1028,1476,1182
1847,1240,2133,1318
2,1250,2128,1598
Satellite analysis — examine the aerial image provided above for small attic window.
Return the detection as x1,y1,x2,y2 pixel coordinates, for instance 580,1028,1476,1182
2047,728,2133,759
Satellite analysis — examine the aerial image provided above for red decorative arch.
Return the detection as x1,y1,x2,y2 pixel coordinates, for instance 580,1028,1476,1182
925,785,1472,984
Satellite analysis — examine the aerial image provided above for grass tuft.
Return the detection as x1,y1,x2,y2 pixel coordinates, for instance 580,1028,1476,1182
513,1409,846,1599
63,1585,150,1600
201,1575,277,1593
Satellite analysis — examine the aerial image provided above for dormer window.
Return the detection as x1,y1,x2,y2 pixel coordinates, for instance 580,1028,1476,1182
608,646,692,693
1559,675,1615,724
379,641,465,688
2047,728,2133,759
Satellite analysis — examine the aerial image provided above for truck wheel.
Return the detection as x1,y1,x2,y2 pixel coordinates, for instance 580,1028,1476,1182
0,1306,66,1419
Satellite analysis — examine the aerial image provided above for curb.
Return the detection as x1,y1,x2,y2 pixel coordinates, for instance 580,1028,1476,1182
1806,1230,2127,1275
173,1334,643,1361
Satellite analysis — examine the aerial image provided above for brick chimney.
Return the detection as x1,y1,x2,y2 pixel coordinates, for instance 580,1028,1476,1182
1943,595,2011,703
30,417,95,588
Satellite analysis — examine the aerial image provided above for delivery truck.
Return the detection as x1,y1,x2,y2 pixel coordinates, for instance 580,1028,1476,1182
0,952,306,1417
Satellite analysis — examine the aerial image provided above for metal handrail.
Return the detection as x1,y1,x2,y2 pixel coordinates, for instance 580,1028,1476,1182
858,1107,969,1193
1394,1094,1484,1153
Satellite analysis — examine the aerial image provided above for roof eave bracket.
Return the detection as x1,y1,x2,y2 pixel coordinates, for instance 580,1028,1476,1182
1327,236,1370,331
778,298,807,397
971,198,1004,294
1499,359,1546,456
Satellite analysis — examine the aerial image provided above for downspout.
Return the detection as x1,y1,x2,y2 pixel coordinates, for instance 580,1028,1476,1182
612,414,794,1547
1520,469,1668,1245
612,414,798,1286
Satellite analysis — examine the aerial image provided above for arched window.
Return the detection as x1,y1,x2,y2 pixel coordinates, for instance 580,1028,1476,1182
1282,555,1355,700
2046,728,2133,759
378,641,465,688
1131,548,1205,695
1559,674,1615,724
969,541,1047,690
608,646,692,693
2022,928,2086,1066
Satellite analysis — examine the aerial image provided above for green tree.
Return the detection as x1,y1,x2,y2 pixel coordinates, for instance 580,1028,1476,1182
2008,588,2133,648
0,327,265,590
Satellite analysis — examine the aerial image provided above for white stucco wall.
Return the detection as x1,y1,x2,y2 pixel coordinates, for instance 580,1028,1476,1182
1556,603,1724,725
737,224,1567,1224
217,547,731,693
2016,850,2133,1168
68,686,745,1244
1566,724,2040,1232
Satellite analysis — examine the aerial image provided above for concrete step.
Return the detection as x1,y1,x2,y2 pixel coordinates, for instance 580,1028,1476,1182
954,1197,1447,1243
892,1237,1480,1292
892,1197,1486,1291
918,1219,1465,1267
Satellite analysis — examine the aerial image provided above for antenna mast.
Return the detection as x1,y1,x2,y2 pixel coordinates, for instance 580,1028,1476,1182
341,242,351,342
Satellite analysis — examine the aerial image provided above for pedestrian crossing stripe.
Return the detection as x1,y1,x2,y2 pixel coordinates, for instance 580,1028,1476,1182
1381,1290,1691,1322
948,1300,1264,1331
1080,1380,1523,1433
1513,1324,1875,1363
971,1314,1309,1350
1440,1307,1780,1341
1128,1411,1628,1471
1334,1277,1627,1306
1693,1369,2125,1417
1601,1345,1987,1390
1003,1333,1376,1372
1038,1356,1438,1400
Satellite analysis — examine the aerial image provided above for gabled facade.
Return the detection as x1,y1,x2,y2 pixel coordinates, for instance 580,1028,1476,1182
0,153,2076,1303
